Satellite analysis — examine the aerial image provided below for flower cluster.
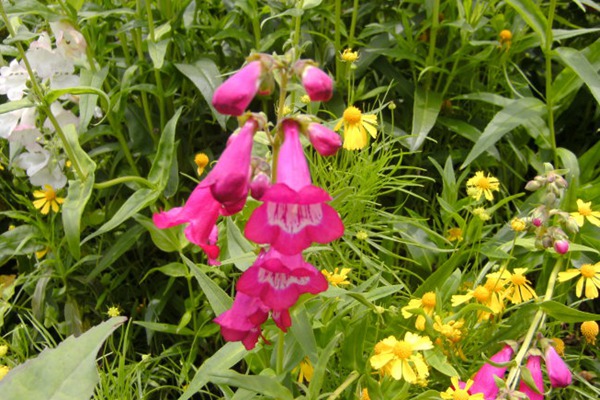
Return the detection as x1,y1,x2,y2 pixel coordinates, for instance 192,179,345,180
153,54,344,349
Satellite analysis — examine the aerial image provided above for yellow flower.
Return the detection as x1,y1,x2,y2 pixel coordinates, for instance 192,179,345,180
446,227,463,242
452,283,504,321
296,357,314,383
433,316,465,343
466,171,500,201
489,268,537,304
300,94,311,104
0,365,10,381
356,231,369,240
472,207,491,221
580,321,598,345
499,29,513,42
35,246,49,259
571,199,600,227
401,292,436,331
107,306,121,317
360,388,371,400
322,268,351,287
510,218,527,232
334,106,378,150
32,185,64,214
0,345,7,357
341,48,359,63
440,377,484,400
558,262,600,299
552,337,565,356
370,332,433,383
194,153,209,176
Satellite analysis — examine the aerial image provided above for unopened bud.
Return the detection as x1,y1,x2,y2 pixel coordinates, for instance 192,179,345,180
554,240,569,255
525,180,542,191
249,172,270,200
532,217,542,227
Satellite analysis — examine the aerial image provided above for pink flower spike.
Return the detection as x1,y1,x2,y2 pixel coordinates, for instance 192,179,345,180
545,345,572,388
212,61,263,116
469,344,514,399
236,249,328,310
307,123,342,156
519,355,544,400
301,65,333,102
214,292,269,350
553,239,569,255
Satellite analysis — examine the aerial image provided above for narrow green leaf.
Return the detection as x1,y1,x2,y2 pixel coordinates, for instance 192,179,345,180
45,86,110,111
425,347,459,377
225,218,255,271
408,87,443,151
142,262,189,281
132,321,194,335
506,0,548,48
290,305,319,363
178,342,246,400
209,370,293,400
175,60,227,129
541,301,600,323
134,214,186,253
553,39,600,107
308,333,341,398
0,98,34,115
555,46,600,106
0,225,40,266
461,97,545,169
0,317,126,399
78,67,109,132
181,254,232,315
148,108,182,189
148,39,169,69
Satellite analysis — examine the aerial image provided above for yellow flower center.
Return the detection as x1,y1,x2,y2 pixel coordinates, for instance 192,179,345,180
393,341,413,359
422,292,436,307
452,389,470,400
581,264,596,278
473,286,491,302
578,203,592,216
474,176,493,190
511,274,526,286
581,321,599,338
343,106,362,124
43,186,58,201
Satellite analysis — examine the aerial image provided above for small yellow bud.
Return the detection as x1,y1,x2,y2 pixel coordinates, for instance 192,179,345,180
499,29,513,42
194,153,209,175
341,48,359,63
581,321,599,345
510,218,527,232
356,231,368,240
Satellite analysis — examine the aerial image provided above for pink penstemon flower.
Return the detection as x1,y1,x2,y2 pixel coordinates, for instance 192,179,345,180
519,355,544,400
544,344,572,388
306,122,342,156
212,60,264,116
213,292,269,350
469,344,515,399
244,119,344,255
295,62,333,102
153,117,261,262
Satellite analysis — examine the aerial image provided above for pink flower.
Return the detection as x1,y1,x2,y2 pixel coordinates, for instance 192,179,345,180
307,123,342,156
300,65,333,102
244,119,344,254
153,118,259,260
236,249,328,310
212,61,263,116
545,345,572,388
553,240,569,255
249,172,270,200
519,355,544,400
214,292,269,350
470,344,514,399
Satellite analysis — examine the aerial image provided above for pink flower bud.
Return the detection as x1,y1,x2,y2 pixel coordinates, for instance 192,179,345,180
212,61,263,116
553,240,569,255
301,66,333,102
470,344,514,399
250,172,270,200
545,345,572,388
307,123,342,156
519,355,544,400
532,218,542,227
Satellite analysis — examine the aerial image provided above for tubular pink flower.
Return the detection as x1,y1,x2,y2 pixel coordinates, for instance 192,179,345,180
153,118,258,260
469,345,514,399
307,123,342,156
214,292,269,350
301,65,333,102
545,345,572,388
519,355,544,400
237,249,328,310
244,119,344,254
212,61,263,116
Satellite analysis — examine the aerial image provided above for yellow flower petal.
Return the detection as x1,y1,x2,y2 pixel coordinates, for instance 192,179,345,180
558,269,581,282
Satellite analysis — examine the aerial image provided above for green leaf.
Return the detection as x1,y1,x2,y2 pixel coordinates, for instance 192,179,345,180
0,225,40,266
225,218,255,271
308,333,341,398
425,347,459,377
555,46,600,106
181,254,232,315
179,342,246,400
461,97,545,169
175,60,228,130
209,370,293,400
0,98,34,115
408,86,443,151
148,108,182,189
133,321,194,335
45,86,110,111
540,301,600,323
506,0,548,48
553,39,600,107
78,67,109,132
0,317,126,399
290,305,319,363
142,262,189,281
148,39,169,69
134,214,186,253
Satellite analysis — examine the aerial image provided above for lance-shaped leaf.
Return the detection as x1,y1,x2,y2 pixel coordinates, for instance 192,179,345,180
408,86,443,152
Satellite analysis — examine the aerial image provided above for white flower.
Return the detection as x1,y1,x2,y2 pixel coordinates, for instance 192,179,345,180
0,59,28,101
26,32,75,80
8,125,43,152
50,21,87,60
0,110,22,139
44,102,79,131
14,149,66,189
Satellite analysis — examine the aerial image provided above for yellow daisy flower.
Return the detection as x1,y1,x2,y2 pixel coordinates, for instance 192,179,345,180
296,357,314,383
488,268,537,304
107,306,121,317
32,185,64,215
452,283,504,321
446,227,463,242
558,262,600,299
571,199,600,227
466,171,500,201
440,377,484,400
334,105,378,150
402,292,436,331
321,267,351,287
370,332,433,383
433,316,465,343
341,48,359,63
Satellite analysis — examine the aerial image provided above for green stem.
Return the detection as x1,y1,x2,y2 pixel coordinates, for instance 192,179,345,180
276,330,285,375
425,0,440,91
145,0,166,130
348,0,359,46
544,0,558,167
334,0,342,83
506,257,563,389
93,175,154,190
